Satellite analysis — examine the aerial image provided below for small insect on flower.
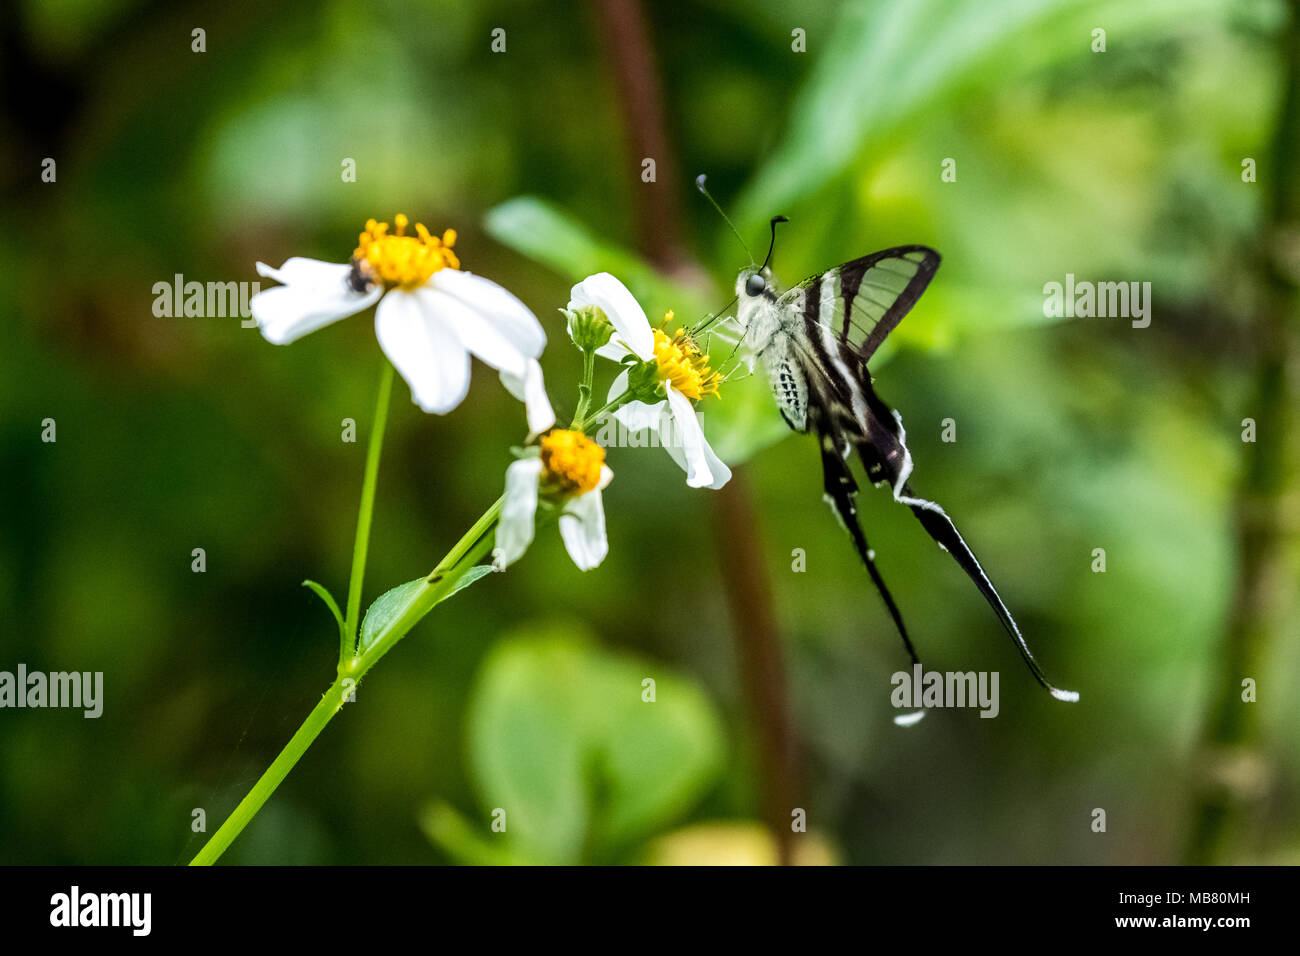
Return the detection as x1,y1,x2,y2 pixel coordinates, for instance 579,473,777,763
497,429,613,571
572,274,731,490
250,214,555,434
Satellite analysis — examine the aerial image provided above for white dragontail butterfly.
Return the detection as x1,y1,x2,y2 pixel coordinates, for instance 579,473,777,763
696,176,1078,722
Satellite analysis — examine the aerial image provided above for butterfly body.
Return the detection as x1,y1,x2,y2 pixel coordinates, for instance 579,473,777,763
735,270,811,432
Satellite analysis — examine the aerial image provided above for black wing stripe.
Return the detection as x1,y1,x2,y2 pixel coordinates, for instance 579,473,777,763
805,272,822,325
838,258,868,343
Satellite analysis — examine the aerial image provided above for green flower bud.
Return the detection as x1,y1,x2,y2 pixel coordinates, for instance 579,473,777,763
565,306,614,352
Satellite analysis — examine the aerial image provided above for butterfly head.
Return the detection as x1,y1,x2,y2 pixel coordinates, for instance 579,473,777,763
735,215,788,313
737,265,774,303
739,266,772,300
733,264,783,362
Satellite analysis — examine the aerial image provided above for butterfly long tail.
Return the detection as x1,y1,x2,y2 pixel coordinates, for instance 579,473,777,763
817,430,921,668
898,481,1079,703
819,435,927,726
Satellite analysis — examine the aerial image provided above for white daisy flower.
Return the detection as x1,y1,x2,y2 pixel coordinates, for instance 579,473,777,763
496,430,612,571
250,214,555,434
571,273,730,490
568,272,656,361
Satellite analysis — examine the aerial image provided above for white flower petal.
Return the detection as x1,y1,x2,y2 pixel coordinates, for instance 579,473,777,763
433,270,546,359
696,436,732,490
499,358,556,436
663,437,731,489
374,290,471,414
558,484,609,570
497,459,543,567
256,257,349,287
606,369,631,404
612,398,667,434
569,273,654,361
595,340,631,362
418,287,527,378
663,383,731,489
250,259,379,344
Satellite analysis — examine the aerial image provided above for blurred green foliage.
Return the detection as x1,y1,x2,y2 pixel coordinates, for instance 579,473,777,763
0,0,1295,864
424,623,723,865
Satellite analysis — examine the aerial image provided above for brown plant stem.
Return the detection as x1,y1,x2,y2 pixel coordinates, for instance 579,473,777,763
592,0,798,865
713,472,798,865
592,0,690,275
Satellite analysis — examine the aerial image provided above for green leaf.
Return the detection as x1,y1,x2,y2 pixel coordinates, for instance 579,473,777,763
462,625,724,864
418,801,539,866
441,563,496,601
358,565,495,655
301,580,346,646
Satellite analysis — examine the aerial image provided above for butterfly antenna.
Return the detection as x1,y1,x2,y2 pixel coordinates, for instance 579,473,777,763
695,174,755,265
760,215,789,273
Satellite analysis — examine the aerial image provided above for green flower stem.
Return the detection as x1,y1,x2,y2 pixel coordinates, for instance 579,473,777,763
577,388,631,432
342,361,395,662
189,497,503,866
188,677,348,866
570,348,598,428
351,497,504,675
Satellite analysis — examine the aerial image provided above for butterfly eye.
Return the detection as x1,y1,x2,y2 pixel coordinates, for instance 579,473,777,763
745,273,766,296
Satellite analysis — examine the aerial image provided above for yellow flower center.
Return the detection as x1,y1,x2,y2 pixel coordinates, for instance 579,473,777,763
352,214,459,291
653,315,721,401
539,429,605,497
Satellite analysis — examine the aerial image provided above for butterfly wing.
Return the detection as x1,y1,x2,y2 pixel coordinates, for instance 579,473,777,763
779,245,941,368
